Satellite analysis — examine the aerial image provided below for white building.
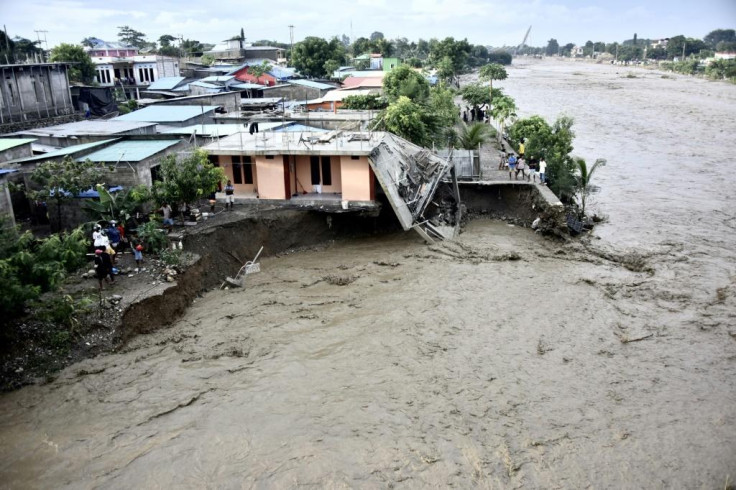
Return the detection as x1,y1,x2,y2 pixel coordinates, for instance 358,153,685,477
85,40,179,89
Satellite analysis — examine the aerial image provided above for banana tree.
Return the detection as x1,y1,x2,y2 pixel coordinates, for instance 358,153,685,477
575,157,606,217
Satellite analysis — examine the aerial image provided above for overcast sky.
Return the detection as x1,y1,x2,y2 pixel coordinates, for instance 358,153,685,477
1,0,734,50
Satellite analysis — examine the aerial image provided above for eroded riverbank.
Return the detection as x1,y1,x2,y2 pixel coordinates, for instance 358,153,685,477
0,219,734,488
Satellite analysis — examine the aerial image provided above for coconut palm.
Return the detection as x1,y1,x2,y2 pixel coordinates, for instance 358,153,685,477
479,63,508,114
575,157,606,216
457,122,494,149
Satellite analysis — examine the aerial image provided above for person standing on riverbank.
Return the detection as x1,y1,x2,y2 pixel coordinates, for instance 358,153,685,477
508,154,517,179
539,158,547,184
516,157,527,181
225,180,235,211
161,203,174,226
94,249,114,290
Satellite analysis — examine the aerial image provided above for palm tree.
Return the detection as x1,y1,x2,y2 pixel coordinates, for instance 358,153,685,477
575,157,606,216
479,63,508,115
457,122,494,149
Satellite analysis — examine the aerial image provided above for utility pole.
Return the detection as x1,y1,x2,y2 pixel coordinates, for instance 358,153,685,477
34,29,48,62
288,25,294,64
682,42,686,60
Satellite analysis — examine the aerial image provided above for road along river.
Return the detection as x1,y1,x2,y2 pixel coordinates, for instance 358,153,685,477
1,58,735,488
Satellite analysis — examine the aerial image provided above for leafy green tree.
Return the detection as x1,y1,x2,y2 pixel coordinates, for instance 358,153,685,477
12,37,42,60
373,38,394,56
80,37,98,48
49,44,96,83
716,41,736,52
428,37,471,74
704,29,736,50
370,31,385,41
487,51,512,65
158,34,177,47
406,57,423,68
457,123,494,149
575,157,606,216
291,36,344,78
479,63,508,111
151,149,225,214
181,39,205,57
323,59,340,78
30,157,110,230
248,60,273,81
351,37,372,57
546,38,559,56
200,54,215,66
342,94,388,110
489,94,517,138
83,184,149,223
383,64,430,101
0,226,88,317
428,85,458,128
460,82,502,107
436,56,455,83
376,96,431,147
706,59,736,80
647,47,667,60
117,25,147,49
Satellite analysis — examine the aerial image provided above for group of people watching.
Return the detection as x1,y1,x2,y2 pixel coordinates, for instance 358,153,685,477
498,140,547,184
91,220,144,290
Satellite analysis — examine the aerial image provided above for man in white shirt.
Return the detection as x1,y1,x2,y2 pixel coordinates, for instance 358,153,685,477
539,158,547,184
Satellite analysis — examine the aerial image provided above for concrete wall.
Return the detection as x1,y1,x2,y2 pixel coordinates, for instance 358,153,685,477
263,84,324,101
0,175,16,227
293,155,341,194
151,92,241,114
254,156,287,199
340,156,372,201
219,155,258,195
0,142,33,164
0,64,74,124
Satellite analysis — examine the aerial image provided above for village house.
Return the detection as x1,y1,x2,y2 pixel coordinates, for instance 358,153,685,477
261,79,336,102
202,130,460,241
113,105,220,128
0,138,35,163
11,120,157,148
86,40,179,93
0,63,75,126
204,39,285,65
228,62,296,87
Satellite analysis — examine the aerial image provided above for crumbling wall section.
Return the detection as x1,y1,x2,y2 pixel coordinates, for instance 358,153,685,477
459,182,566,236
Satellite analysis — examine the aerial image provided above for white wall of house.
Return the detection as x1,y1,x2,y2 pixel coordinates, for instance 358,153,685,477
93,56,180,86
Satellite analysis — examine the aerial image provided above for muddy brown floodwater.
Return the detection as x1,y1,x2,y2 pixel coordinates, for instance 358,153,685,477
1,59,736,488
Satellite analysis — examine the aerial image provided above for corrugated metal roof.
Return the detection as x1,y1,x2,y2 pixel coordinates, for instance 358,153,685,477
231,82,265,90
114,105,218,123
78,140,180,162
288,79,335,90
240,97,282,105
162,124,245,137
3,139,119,165
0,138,36,152
147,76,186,90
189,81,224,90
200,75,235,83
272,124,328,133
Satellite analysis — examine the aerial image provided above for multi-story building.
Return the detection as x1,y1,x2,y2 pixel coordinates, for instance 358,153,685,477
86,40,179,92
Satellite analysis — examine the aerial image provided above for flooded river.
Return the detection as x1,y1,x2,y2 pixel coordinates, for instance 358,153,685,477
1,59,735,488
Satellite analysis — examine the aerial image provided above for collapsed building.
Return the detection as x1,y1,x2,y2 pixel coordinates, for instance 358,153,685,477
202,131,461,242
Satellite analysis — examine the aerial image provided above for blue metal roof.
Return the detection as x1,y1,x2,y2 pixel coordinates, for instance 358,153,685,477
162,124,244,137
200,75,235,83
0,168,19,175
288,79,335,90
5,139,119,165
147,76,186,90
78,140,180,162
189,81,224,91
114,105,219,123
